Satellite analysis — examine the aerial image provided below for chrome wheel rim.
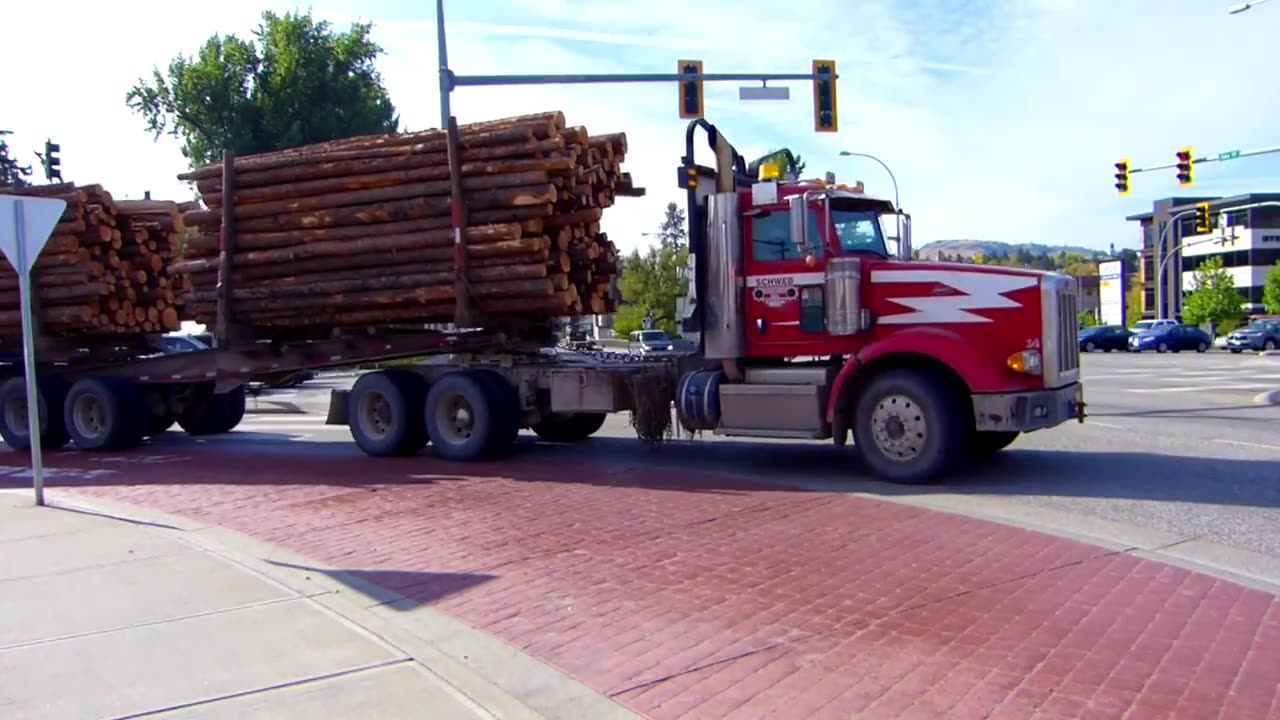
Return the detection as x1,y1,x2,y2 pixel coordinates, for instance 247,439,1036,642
870,393,927,462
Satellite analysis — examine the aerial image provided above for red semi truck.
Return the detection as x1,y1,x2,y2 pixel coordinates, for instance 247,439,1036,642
0,118,1085,484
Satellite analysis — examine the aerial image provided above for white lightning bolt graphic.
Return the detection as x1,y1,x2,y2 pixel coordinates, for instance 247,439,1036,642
871,270,1039,324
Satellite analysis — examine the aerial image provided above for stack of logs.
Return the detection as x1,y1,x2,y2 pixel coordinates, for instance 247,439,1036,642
172,110,645,329
0,183,188,341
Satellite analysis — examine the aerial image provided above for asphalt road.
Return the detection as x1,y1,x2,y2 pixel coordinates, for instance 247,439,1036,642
234,351,1280,566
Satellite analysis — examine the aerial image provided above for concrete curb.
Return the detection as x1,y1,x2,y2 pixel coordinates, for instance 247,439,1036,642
16,489,642,720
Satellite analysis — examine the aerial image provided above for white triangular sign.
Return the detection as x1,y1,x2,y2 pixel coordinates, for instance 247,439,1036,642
0,194,67,275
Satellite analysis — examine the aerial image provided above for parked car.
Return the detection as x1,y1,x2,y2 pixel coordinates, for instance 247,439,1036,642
1225,319,1280,353
1127,324,1212,353
1129,318,1178,333
1079,325,1131,352
627,329,675,355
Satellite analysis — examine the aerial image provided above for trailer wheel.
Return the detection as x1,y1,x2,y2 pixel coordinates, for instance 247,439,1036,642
347,370,428,457
531,412,607,443
424,371,501,462
179,386,247,436
968,430,1020,458
851,369,966,484
468,369,521,457
0,376,71,450
64,377,147,451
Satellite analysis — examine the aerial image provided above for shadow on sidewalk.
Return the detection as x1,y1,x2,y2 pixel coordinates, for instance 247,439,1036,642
267,559,495,609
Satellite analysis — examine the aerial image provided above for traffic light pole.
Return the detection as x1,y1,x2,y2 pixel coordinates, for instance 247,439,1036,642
434,0,834,129
1153,200,1280,319
1130,143,1280,174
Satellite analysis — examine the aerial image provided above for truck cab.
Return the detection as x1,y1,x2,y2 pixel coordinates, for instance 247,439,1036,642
674,120,1085,483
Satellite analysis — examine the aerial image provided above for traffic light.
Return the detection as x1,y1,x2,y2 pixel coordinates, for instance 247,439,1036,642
42,139,61,183
812,59,838,133
1194,202,1211,234
1175,146,1194,188
678,60,703,120
1114,159,1130,196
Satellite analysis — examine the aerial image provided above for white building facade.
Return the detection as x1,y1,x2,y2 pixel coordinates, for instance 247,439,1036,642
1175,196,1280,312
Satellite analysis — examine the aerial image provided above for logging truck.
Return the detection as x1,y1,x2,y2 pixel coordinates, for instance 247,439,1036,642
0,118,1085,484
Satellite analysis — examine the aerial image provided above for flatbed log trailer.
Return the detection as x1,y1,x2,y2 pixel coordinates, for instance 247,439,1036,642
0,118,1085,484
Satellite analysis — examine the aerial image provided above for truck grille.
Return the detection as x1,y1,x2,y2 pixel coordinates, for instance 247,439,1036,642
1054,282,1080,379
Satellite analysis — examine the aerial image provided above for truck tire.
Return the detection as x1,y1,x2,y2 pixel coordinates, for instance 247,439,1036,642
424,371,502,462
179,386,247,436
347,370,428,457
531,412,607,443
0,376,71,450
468,369,521,457
968,430,1019,457
851,369,966,484
63,377,147,451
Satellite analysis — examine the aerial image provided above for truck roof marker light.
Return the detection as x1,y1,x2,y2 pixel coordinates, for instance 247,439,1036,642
758,159,783,181
1006,349,1042,375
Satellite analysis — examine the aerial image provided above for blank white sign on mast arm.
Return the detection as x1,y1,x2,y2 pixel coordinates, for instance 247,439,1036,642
0,194,67,506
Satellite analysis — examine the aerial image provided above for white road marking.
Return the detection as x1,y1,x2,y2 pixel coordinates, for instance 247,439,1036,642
1125,384,1277,393
1087,421,1126,429
1213,438,1280,451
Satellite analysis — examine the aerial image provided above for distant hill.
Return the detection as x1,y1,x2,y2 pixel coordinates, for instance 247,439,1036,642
916,239,1102,261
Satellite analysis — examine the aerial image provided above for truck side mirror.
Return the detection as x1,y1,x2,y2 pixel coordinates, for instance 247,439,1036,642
899,213,912,261
788,194,808,252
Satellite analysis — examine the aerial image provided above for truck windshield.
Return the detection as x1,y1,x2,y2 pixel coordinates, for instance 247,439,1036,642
832,208,889,257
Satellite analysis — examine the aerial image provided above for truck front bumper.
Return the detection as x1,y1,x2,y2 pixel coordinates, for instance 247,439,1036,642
972,382,1085,433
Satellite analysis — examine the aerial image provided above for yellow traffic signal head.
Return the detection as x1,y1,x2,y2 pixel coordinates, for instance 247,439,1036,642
1176,147,1194,188
812,60,837,133
1194,201,1212,234
678,60,703,120
1114,159,1130,196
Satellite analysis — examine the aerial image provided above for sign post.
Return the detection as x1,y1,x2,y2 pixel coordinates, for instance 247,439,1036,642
0,194,67,506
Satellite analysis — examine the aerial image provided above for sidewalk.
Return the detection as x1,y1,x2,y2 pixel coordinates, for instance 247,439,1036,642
0,489,640,720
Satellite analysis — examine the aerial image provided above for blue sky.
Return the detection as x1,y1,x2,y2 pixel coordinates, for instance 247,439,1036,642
6,0,1280,255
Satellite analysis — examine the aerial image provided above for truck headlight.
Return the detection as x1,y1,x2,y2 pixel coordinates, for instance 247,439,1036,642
1007,349,1042,375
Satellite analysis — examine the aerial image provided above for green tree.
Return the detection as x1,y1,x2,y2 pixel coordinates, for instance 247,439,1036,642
1263,260,1280,314
126,10,399,169
615,203,689,336
0,130,32,188
1181,255,1245,330
764,148,806,176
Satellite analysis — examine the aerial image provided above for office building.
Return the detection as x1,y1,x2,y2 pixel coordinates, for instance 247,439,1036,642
1126,193,1280,318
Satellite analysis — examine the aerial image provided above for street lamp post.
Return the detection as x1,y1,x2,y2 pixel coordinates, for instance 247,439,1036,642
838,150,901,243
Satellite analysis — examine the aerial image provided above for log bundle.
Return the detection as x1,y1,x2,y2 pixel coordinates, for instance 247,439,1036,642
0,183,188,341
174,111,646,329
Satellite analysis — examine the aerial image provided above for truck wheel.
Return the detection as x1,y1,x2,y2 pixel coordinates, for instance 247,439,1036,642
468,369,521,457
424,371,500,462
63,377,147,451
179,386,247,436
531,412,607,443
0,376,70,450
969,430,1019,457
347,370,428,457
851,369,966,484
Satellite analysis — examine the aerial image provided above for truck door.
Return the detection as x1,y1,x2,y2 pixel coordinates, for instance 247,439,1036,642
743,202,827,357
